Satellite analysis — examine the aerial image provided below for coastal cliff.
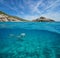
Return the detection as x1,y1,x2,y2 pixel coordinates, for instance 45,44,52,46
0,11,28,22
32,17,55,22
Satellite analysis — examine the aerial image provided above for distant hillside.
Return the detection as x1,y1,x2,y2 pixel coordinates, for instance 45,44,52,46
32,17,55,22
0,11,29,22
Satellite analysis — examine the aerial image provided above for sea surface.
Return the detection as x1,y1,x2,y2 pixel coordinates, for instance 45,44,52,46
0,22,60,58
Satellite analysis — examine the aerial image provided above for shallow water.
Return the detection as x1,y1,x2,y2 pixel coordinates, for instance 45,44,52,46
0,22,60,58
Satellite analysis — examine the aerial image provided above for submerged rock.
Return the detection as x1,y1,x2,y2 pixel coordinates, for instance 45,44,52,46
20,33,26,37
17,33,26,41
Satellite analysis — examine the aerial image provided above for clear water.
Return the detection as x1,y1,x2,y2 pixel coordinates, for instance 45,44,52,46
0,22,60,58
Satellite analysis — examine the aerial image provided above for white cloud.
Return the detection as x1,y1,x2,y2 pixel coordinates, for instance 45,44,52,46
23,0,60,21
29,0,43,14
22,0,43,14
23,15,39,21
0,0,18,13
44,0,60,10
20,11,24,15
32,0,42,13
30,0,60,16
41,12,60,21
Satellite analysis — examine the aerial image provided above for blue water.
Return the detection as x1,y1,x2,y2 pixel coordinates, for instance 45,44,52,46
0,22,60,58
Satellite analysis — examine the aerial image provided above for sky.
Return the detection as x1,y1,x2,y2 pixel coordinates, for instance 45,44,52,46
0,0,60,21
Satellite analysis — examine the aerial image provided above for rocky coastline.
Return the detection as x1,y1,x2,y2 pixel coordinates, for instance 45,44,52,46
0,11,55,22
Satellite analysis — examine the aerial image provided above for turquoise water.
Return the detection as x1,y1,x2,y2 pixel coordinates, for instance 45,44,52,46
0,22,60,58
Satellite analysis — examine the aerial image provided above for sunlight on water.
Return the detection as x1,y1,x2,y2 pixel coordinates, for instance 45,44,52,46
0,22,60,58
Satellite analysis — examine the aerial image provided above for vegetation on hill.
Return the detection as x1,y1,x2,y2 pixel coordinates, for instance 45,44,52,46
0,11,29,22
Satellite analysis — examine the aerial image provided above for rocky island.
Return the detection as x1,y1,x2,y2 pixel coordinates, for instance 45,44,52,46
32,17,55,22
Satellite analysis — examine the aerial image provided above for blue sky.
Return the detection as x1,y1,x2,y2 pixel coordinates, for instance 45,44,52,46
0,0,60,21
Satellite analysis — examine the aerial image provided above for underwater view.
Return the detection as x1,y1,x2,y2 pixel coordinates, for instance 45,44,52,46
0,22,60,58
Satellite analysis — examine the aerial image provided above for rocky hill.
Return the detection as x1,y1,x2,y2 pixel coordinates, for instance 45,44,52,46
32,17,55,22
0,11,28,22
0,11,55,22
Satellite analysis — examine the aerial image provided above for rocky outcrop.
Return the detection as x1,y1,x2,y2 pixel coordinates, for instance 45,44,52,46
32,17,55,22
0,11,55,22
0,11,28,22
